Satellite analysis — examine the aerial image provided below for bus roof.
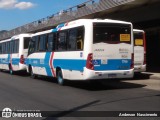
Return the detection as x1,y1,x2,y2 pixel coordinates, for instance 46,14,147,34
133,29,144,33
11,33,32,39
0,38,11,43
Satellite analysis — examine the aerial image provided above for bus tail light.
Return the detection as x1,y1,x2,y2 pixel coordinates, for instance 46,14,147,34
20,55,25,64
143,32,146,65
131,53,134,69
86,53,94,70
143,53,146,65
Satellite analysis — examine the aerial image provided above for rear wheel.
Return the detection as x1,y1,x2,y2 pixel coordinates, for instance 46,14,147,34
29,66,37,79
57,69,65,85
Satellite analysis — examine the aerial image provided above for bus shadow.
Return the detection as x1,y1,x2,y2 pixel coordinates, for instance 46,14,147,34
28,75,146,91
1,70,30,77
129,72,153,80
65,80,146,91
24,73,148,91
1,70,148,91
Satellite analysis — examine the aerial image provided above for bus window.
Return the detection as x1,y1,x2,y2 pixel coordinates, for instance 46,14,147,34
39,35,47,51
24,37,31,49
76,27,84,50
68,29,77,50
3,43,7,54
28,38,36,55
47,33,55,51
6,42,10,54
93,23,131,44
68,26,84,51
13,40,19,53
134,32,144,46
10,41,13,54
0,44,2,54
57,32,67,51
35,36,39,52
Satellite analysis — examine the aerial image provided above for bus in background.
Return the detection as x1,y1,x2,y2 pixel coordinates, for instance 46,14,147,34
133,29,146,72
0,39,11,71
0,34,32,74
26,19,134,85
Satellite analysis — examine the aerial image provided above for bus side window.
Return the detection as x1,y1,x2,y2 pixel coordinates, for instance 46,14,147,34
24,37,31,49
10,41,13,54
14,40,19,53
77,36,83,50
57,32,67,51
0,44,1,54
68,29,77,51
39,34,47,51
47,33,55,51
28,38,36,55
76,27,84,50
6,42,10,54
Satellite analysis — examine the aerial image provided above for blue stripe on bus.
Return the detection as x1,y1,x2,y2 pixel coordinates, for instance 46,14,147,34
12,58,20,65
93,59,132,71
26,58,86,73
0,57,20,65
26,57,132,75
53,59,86,72
45,52,52,76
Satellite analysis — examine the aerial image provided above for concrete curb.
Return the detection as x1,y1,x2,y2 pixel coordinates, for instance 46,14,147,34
150,75,160,80
143,72,160,80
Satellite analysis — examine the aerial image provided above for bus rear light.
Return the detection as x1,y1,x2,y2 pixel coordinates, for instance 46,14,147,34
131,53,134,69
20,55,25,64
143,32,146,65
143,53,146,65
86,53,94,70
143,32,146,52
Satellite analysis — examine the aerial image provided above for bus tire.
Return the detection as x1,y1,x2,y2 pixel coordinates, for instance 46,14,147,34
57,69,65,85
9,64,14,75
29,66,37,79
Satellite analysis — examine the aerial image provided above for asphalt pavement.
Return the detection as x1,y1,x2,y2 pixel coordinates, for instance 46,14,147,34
0,70,159,120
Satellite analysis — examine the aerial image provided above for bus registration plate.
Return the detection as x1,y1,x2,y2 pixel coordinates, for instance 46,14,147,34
108,74,117,78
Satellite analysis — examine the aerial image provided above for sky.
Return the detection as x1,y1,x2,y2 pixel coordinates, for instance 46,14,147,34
0,0,88,31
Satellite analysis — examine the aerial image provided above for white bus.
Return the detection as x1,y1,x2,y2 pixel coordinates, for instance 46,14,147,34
0,34,32,74
26,19,134,85
133,29,146,72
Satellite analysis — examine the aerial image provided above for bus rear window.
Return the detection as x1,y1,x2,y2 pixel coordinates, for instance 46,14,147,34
24,37,31,49
93,23,131,44
134,32,144,46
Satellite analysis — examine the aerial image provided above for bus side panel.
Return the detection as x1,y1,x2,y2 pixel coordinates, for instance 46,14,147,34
11,53,20,71
134,46,146,72
26,52,53,76
53,51,86,80
26,51,87,80
0,54,10,70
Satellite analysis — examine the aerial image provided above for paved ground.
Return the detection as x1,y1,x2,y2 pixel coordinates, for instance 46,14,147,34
0,71,159,120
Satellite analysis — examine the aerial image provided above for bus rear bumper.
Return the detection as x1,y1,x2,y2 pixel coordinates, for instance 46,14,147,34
134,65,146,72
83,68,134,80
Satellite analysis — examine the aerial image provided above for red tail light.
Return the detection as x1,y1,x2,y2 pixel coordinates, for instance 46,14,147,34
131,53,134,69
143,32,146,65
86,53,94,70
143,53,146,65
143,32,146,53
20,55,25,64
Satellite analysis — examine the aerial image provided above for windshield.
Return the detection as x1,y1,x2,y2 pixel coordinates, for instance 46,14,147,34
93,23,131,44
